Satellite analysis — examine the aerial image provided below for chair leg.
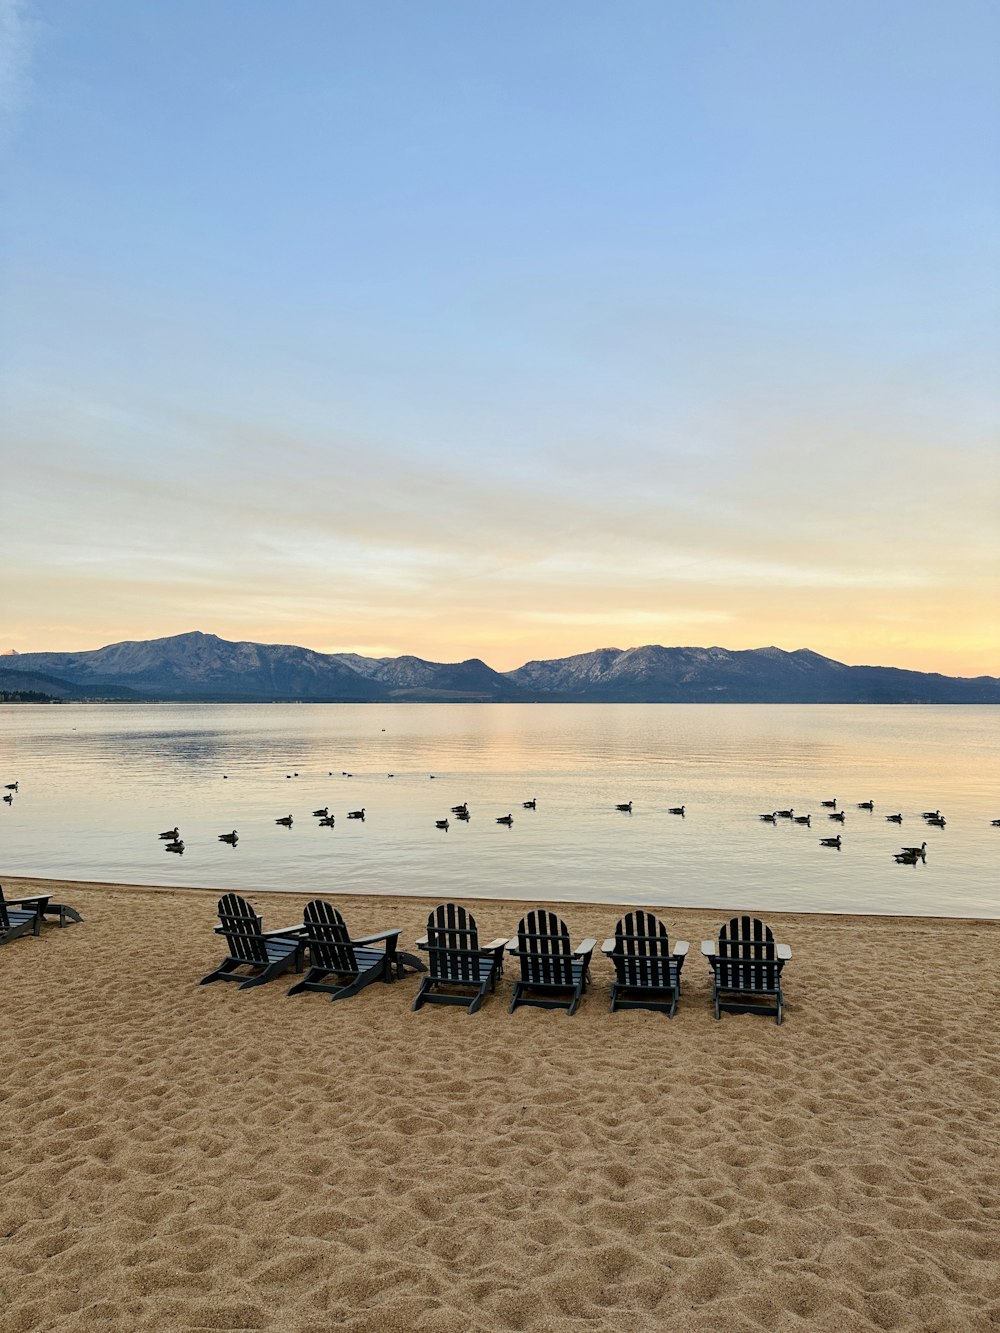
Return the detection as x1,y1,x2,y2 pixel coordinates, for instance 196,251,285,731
199,959,240,985
412,978,432,1011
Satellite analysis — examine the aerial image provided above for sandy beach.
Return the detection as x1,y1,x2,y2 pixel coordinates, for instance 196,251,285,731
2,876,998,1332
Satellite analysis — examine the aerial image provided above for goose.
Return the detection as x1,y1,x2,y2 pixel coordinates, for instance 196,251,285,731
456,810,471,821
522,799,537,809
347,809,365,820
885,813,903,823
275,815,293,827
668,805,685,816
496,813,514,825
318,815,335,827
312,807,329,818
776,808,794,818
921,810,941,820
616,802,633,812
820,798,837,808
819,835,841,848
759,812,778,822
2,793,12,804
926,815,946,827
218,831,238,845
992,819,1000,827
435,819,449,830
856,800,875,811
828,811,846,823
900,842,927,858
158,827,179,839
387,773,395,778
451,803,469,815
4,782,17,791
894,852,919,864
165,839,184,853
793,815,812,826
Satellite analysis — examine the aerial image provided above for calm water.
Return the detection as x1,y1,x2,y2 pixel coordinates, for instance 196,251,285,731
1,703,998,918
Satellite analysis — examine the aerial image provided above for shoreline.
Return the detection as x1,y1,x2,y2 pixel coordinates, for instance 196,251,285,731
5,873,998,928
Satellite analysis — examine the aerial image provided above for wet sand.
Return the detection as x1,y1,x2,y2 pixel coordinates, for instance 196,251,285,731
2,876,998,1331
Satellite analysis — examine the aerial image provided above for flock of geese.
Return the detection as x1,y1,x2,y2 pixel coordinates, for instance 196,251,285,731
5,774,1000,866
756,798,962,864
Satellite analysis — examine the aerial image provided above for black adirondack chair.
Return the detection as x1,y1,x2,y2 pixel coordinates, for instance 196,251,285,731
413,903,508,1014
507,909,596,1016
701,915,791,1024
287,899,426,1001
0,885,43,944
199,893,306,990
601,911,689,1017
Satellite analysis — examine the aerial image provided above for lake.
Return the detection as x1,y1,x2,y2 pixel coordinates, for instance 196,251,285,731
1,702,997,918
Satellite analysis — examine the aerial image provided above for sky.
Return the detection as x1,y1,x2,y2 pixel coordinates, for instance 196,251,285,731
1,1,998,675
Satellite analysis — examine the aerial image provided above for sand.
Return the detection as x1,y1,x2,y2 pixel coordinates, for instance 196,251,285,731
1,876,998,1332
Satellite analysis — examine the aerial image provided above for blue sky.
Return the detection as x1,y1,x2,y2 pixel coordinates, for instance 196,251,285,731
2,1,998,672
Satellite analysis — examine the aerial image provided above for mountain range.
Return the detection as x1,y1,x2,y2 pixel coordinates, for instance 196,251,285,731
2,631,998,704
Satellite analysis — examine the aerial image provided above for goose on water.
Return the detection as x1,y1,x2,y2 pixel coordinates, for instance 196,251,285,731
668,806,685,816
820,835,841,848
926,816,946,827
885,813,903,823
347,809,365,820
312,807,329,818
496,813,514,825
523,799,537,809
616,802,633,812
451,803,469,815
992,819,1000,827
828,811,846,822
165,840,184,853
435,819,449,830
793,815,812,826
820,798,837,808
900,842,927,858
4,782,17,791
218,831,238,845
776,809,794,818
275,815,293,827
2,793,12,804
158,827,179,839
318,815,335,827
759,812,778,822
456,810,471,821
857,800,874,811
894,852,919,864
922,810,941,820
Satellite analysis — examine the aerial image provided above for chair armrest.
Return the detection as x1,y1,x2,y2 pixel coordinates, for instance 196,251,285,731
415,935,428,948
263,924,307,938
5,896,49,909
673,940,690,956
350,928,401,947
600,938,615,954
701,940,716,956
505,936,520,953
777,943,792,960
574,938,597,959
483,937,510,951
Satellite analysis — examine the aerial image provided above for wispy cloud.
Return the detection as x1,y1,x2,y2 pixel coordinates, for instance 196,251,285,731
0,0,35,129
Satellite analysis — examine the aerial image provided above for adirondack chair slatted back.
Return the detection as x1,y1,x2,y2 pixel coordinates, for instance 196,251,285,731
303,900,357,974
0,887,12,934
715,915,779,991
516,910,575,987
217,894,269,964
612,911,675,988
426,903,481,983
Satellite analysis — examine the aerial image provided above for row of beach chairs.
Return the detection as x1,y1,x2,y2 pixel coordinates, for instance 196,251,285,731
0,885,83,942
200,895,792,1023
